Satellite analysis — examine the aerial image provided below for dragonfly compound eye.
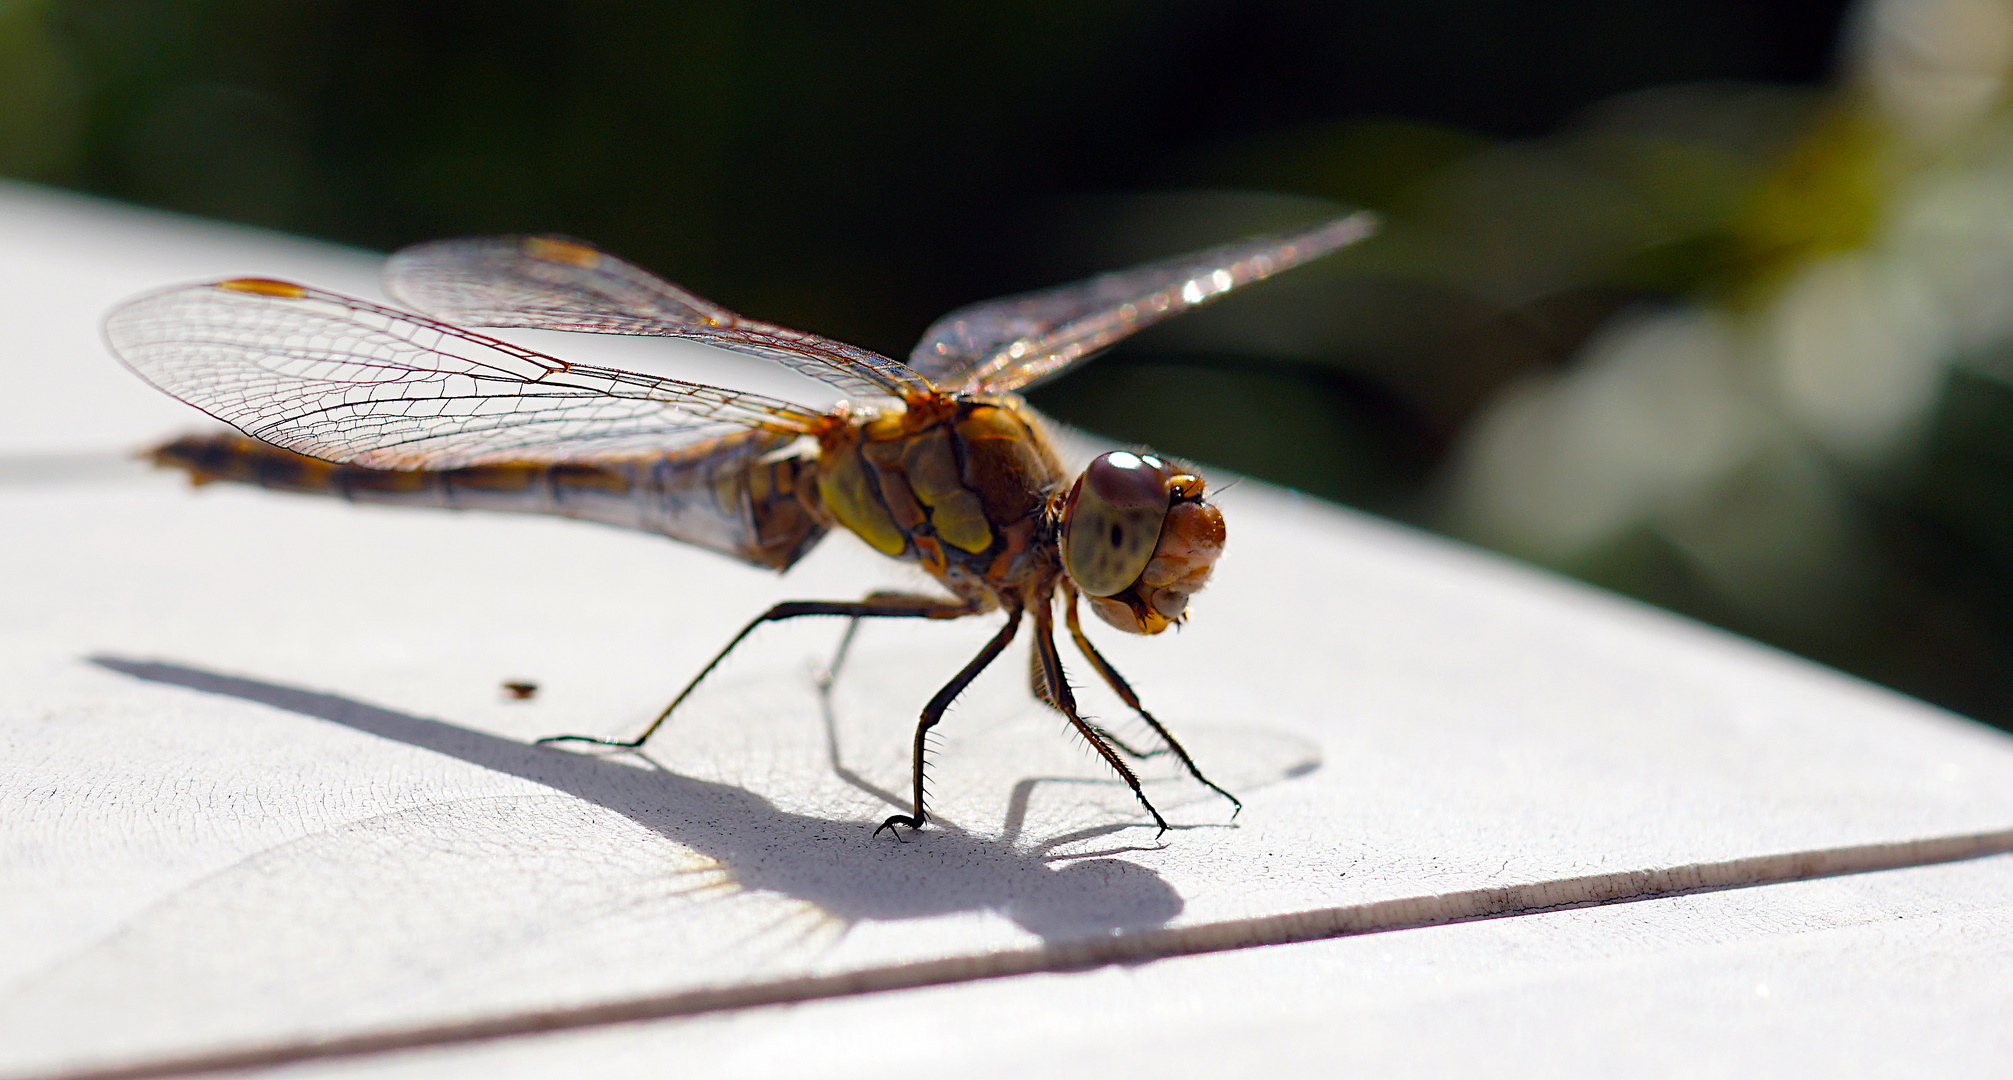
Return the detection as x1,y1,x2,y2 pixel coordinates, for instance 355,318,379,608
1063,452,1225,635
1062,451,1174,599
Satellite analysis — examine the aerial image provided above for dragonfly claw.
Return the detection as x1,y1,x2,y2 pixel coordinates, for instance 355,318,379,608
874,814,923,841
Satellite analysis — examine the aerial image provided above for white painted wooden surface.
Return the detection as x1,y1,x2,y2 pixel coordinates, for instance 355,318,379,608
3,178,2010,1079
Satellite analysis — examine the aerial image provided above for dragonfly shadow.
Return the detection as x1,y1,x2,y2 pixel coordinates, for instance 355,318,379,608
88,656,1184,943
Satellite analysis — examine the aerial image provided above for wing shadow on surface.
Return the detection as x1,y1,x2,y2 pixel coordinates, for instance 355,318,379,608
89,655,1183,942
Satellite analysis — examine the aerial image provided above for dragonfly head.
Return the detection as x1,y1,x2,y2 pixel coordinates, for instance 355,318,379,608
1059,451,1225,635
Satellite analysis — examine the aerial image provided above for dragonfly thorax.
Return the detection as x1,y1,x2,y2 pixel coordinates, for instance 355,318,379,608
813,395,1067,595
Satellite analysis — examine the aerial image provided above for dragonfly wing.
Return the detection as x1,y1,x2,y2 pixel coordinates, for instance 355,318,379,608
909,212,1378,395
105,278,828,471
386,235,934,400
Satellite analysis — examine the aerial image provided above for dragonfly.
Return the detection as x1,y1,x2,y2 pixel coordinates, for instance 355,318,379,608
104,212,1376,837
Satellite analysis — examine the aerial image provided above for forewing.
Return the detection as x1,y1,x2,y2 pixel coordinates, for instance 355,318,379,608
105,278,827,470
910,212,1378,394
385,235,933,400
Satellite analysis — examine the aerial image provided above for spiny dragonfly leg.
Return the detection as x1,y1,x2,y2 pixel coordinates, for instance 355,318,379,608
1062,584,1242,818
875,600,1025,841
1031,588,1157,759
538,595,978,753
1032,597,1171,836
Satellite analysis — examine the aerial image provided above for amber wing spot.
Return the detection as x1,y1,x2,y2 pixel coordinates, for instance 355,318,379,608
525,236,602,268
214,277,308,298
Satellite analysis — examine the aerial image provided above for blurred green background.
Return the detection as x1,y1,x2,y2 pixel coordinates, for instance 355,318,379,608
19,0,2013,731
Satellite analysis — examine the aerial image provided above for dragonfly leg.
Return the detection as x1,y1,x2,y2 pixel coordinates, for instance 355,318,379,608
1028,615,1156,758
816,619,862,694
874,600,1025,840
1031,645,1156,761
816,591,951,694
538,594,980,752
1031,597,1171,836
1062,584,1242,818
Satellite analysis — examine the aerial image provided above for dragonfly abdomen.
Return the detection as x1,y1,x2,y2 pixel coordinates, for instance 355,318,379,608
150,431,827,571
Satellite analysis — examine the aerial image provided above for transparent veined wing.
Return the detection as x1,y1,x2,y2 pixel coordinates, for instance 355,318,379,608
105,277,829,471
385,235,934,401
908,212,1378,395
